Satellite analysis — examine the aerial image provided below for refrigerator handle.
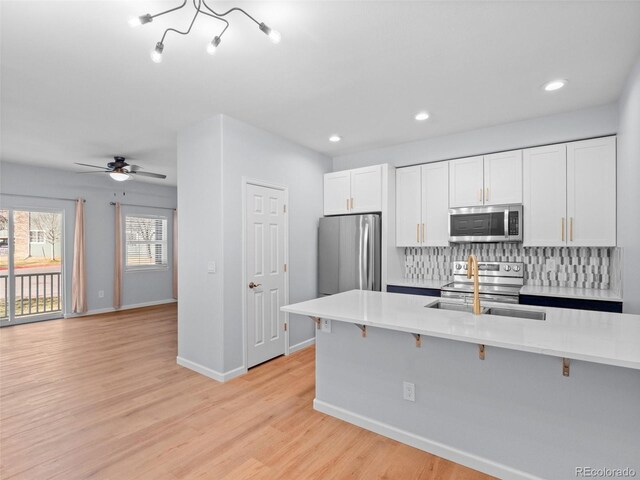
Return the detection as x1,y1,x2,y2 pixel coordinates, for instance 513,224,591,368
363,221,372,290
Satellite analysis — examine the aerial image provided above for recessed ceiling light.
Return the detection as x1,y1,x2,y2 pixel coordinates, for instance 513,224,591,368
543,79,567,92
329,135,342,143
414,111,430,121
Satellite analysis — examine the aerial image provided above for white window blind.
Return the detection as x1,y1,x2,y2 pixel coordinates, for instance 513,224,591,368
125,215,168,268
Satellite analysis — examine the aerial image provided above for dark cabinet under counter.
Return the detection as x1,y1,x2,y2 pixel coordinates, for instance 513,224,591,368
519,295,623,313
387,285,441,297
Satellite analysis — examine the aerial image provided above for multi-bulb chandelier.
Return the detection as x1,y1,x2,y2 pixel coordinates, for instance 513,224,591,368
129,0,281,63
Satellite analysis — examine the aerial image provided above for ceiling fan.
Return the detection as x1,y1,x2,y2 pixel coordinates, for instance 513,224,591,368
75,157,166,182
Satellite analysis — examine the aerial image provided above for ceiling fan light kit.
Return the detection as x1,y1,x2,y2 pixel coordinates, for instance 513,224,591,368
130,0,281,63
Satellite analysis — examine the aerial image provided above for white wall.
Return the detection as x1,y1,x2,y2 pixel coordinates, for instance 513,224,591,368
333,103,618,170
617,57,640,314
177,115,332,378
0,161,177,315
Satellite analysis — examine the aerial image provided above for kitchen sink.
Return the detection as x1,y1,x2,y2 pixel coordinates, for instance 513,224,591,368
426,301,488,314
485,307,546,321
426,301,545,320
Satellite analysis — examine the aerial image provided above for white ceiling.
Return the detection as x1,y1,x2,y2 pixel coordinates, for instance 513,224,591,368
2,1,640,185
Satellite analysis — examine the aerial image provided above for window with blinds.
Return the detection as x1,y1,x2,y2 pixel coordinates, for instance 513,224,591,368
125,215,168,269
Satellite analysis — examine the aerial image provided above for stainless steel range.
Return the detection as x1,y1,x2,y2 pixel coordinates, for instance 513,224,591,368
441,260,524,304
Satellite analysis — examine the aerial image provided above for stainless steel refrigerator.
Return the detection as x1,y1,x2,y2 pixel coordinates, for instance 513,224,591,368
318,214,381,295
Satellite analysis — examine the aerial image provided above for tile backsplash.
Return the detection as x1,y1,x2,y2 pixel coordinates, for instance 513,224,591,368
404,244,620,290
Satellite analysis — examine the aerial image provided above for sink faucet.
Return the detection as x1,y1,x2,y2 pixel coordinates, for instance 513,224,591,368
467,254,481,315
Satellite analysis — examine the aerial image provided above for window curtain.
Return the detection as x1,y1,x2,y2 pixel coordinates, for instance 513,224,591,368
172,209,178,300
114,202,122,309
71,198,87,313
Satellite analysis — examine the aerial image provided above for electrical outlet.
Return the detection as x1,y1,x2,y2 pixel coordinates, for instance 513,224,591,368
403,381,415,402
207,261,217,274
98,290,104,298
321,319,331,333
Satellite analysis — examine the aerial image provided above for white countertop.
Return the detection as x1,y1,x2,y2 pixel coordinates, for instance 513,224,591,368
520,285,623,301
282,290,640,370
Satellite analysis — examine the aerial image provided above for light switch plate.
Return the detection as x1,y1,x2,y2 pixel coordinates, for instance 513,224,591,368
207,261,217,274
321,319,331,333
403,381,415,402
545,258,556,273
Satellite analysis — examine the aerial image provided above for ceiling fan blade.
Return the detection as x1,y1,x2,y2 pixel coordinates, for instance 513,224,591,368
128,165,142,172
131,171,167,179
75,171,109,174
75,162,109,170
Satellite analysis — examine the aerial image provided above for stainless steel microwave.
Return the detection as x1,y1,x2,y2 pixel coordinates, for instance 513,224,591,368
448,204,523,243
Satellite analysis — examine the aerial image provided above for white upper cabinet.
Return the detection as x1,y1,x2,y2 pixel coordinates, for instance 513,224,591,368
323,170,352,215
483,150,523,205
395,166,422,247
396,162,449,247
567,137,616,247
523,144,567,246
350,165,382,213
449,156,484,207
323,165,382,215
421,162,449,246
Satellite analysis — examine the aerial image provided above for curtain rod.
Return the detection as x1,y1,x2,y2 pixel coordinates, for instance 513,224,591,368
110,201,175,211
1,193,85,203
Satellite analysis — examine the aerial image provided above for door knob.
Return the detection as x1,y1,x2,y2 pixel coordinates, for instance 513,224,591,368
249,282,262,289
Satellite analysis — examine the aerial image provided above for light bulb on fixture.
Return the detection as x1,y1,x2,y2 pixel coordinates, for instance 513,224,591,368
207,36,221,55
258,22,281,44
151,42,164,63
129,13,152,27
109,171,131,182
543,79,567,91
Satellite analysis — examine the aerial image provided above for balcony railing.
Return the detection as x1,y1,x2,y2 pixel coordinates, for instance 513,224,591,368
0,272,62,318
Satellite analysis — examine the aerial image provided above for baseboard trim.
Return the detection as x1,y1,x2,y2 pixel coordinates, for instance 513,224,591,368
176,357,247,383
66,299,177,318
313,399,544,480
288,337,315,354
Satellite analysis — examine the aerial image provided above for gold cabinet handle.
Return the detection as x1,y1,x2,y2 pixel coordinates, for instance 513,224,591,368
422,223,425,243
570,217,573,242
351,197,354,210
477,189,482,202
416,224,420,243
346,198,349,210
561,217,565,242
486,187,489,202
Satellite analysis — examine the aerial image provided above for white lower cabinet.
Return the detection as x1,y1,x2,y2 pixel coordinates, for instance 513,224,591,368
396,162,449,247
523,136,616,247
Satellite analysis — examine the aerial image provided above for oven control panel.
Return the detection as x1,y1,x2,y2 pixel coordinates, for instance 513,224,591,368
453,261,524,278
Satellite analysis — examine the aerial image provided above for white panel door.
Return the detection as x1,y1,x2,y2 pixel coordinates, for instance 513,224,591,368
395,166,422,247
422,162,450,246
323,171,351,215
484,150,523,205
350,165,382,213
523,144,567,246
567,136,616,246
246,184,286,368
449,156,484,207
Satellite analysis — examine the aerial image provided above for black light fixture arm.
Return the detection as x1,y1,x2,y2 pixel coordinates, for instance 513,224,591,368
149,0,188,20
201,2,261,26
160,0,202,44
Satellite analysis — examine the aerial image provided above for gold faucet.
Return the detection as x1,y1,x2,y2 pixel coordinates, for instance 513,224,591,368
467,255,481,315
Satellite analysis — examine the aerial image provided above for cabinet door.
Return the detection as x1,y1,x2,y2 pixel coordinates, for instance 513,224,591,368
523,144,567,246
324,170,351,215
351,165,382,213
395,166,422,247
484,150,523,205
567,137,616,246
449,156,484,207
422,163,449,246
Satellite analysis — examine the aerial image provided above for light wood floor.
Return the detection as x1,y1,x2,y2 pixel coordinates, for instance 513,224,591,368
0,304,494,480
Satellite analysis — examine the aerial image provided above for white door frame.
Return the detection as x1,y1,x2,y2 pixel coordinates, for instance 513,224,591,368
241,177,290,371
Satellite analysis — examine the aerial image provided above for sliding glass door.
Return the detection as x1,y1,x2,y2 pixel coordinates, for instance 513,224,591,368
0,208,64,326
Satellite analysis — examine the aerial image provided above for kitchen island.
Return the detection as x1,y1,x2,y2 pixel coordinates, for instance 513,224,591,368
282,290,640,480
